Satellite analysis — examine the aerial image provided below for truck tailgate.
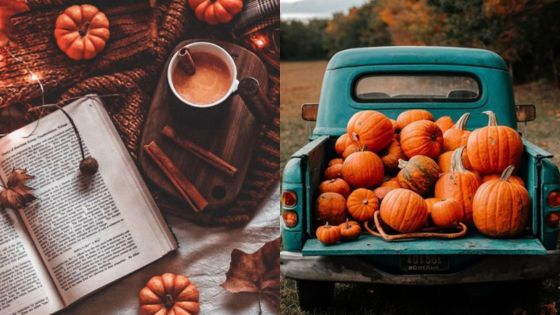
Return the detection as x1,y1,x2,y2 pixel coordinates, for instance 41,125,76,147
302,232,546,256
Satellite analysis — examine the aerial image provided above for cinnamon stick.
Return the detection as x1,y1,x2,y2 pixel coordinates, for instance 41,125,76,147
178,47,196,75
161,125,238,177
144,141,208,212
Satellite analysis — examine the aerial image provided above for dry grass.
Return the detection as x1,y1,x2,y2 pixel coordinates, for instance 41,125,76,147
280,61,560,314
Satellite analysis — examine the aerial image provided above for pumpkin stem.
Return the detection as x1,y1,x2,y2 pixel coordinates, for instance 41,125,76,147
163,293,174,308
451,147,467,173
482,111,497,126
500,165,515,181
345,218,350,228
398,158,408,169
79,22,90,37
351,132,359,143
362,199,369,205
455,113,470,131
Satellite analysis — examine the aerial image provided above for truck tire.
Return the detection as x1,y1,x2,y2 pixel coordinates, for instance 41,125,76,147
296,280,335,311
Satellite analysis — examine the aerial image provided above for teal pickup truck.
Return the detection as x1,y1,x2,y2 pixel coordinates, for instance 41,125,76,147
280,46,560,310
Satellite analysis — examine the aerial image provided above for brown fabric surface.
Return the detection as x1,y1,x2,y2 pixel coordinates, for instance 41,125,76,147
0,0,279,226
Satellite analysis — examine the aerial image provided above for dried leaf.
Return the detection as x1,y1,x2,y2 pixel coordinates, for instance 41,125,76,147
222,237,280,313
0,168,35,209
0,0,29,47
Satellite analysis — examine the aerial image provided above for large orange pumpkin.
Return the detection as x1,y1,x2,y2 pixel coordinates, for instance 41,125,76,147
342,151,384,187
346,111,394,152
482,174,525,187
466,111,524,175
435,116,454,133
400,120,443,158
380,138,406,173
438,149,472,173
188,0,244,25
315,192,347,225
397,155,440,196
443,113,471,152
346,188,378,221
472,166,530,237
54,4,110,60
139,273,199,315
396,109,434,130
319,178,351,197
380,188,428,233
434,147,481,225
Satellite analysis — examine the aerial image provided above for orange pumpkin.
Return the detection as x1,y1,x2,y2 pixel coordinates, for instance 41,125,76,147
139,273,199,315
466,111,524,175
338,219,361,241
373,186,396,200
335,134,353,155
443,113,471,152
328,158,344,167
435,116,454,133
342,151,384,187
425,197,442,214
482,174,525,187
341,143,361,159
54,4,110,60
380,188,428,233
396,109,434,130
346,188,378,221
380,138,406,173
316,222,341,245
346,111,394,152
430,199,463,228
319,178,351,197
434,147,481,225
438,149,472,173
315,192,347,225
381,178,401,189
282,210,298,228
390,118,398,131
472,166,530,237
188,0,243,25
400,120,443,158
397,155,440,196
323,164,343,180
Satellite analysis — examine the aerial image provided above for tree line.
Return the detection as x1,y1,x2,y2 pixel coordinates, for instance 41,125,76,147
281,0,560,84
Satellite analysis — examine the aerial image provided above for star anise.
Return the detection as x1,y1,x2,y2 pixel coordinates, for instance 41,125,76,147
0,168,35,209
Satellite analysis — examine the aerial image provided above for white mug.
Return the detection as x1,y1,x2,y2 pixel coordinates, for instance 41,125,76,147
167,42,239,108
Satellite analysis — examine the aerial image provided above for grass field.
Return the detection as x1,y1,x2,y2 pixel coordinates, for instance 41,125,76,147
280,61,560,315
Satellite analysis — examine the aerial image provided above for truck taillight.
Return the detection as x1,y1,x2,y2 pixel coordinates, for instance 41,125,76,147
282,210,298,228
282,191,297,208
546,212,560,228
549,191,560,208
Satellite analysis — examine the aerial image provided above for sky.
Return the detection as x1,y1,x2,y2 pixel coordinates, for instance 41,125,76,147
280,0,370,20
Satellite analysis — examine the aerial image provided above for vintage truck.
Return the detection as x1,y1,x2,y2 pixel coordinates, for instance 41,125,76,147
280,46,560,310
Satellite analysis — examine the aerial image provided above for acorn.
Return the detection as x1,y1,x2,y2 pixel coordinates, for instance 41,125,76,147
80,157,99,176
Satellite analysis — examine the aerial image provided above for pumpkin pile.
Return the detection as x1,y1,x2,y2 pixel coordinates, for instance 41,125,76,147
314,109,530,245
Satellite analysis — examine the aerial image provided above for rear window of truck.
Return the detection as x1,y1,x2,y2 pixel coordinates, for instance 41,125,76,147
354,74,480,102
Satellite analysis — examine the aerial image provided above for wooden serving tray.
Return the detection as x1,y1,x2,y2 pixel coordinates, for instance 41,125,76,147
139,39,268,210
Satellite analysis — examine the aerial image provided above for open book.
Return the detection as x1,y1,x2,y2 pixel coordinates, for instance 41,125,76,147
0,96,177,315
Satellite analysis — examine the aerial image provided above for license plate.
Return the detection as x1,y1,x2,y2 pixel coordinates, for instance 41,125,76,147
400,255,450,273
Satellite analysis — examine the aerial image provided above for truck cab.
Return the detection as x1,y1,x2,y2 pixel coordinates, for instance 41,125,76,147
280,46,560,310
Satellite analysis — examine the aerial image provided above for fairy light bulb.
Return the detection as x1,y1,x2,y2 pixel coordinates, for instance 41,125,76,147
251,33,269,50
30,73,39,81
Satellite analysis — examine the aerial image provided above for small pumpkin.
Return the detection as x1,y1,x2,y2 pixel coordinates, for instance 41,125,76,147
54,4,110,60
472,166,530,237
319,178,351,197
435,147,481,225
188,0,243,25
315,192,347,225
425,197,442,214
466,111,524,175
139,273,200,315
346,188,378,221
335,134,353,155
346,111,394,152
323,164,343,180
328,158,344,167
438,149,472,173
316,222,341,245
381,178,401,189
380,188,428,233
342,151,384,187
397,155,440,196
396,109,434,130
282,210,298,228
430,199,463,228
338,219,361,241
341,143,361,159
435,116,454,133
443,113,471,152
482,174,525,187
400,120,444,158
373,186,396,200
380,138,406,173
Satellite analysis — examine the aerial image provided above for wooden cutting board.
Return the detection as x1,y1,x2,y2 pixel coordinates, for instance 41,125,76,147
138,39,268,210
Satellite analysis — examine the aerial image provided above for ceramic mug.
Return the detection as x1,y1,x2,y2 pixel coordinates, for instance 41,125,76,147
167,42,239,108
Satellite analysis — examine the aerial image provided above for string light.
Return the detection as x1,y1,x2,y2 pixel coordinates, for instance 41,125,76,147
250,33,269,50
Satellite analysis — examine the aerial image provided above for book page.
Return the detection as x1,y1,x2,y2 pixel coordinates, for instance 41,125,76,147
0,205,63,315
0,96,177,306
